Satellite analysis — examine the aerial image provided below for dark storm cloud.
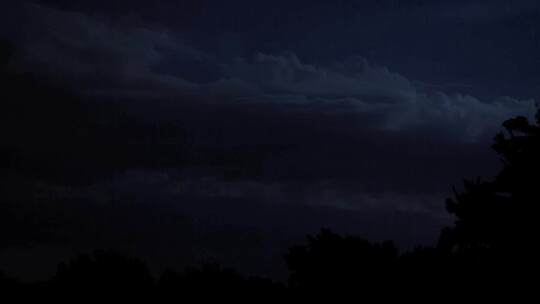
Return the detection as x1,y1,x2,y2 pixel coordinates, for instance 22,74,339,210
221,53,535,141
1,1,535,199
1,2,206,97
2,1,536,208
1,0,539,280
4,2,536,141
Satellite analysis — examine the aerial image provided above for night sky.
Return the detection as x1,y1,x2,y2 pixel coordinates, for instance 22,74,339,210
1,0,539,280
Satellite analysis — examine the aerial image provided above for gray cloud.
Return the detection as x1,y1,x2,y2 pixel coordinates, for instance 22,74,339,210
4,2,536,143
3,2,203,97
221,53,536,141
222,53,415,101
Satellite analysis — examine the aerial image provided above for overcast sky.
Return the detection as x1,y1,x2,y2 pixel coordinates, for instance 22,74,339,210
1,0,538,280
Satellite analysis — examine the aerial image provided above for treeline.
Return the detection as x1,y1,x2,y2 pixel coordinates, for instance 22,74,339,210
2,107,539,297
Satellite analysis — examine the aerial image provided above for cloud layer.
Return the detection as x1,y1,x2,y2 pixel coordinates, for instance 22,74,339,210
3,2,535,143
1,0,538,281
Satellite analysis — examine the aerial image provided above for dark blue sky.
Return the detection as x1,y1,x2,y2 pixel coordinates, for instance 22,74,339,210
1,0,539,280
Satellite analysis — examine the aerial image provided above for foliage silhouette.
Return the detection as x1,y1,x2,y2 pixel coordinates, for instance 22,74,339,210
284,110,540,297
2,113,538,299
158,263,286,301
440,111,540,268
53,250,154,288
286,228,398,294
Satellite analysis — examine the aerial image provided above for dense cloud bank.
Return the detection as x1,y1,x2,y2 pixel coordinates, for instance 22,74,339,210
1,0,537,280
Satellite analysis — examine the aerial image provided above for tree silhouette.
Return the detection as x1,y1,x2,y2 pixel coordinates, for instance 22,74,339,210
52,250,155,298
285,229,398,295
283,111,540,297
441,111,540,262
158,263,286,300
